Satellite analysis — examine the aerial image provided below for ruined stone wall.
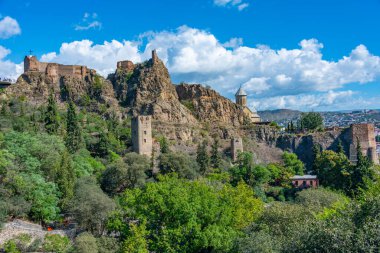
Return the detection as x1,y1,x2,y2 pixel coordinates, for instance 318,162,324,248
24,56,90,79
117,60,134,72
349,123,379,164
132,116,153,157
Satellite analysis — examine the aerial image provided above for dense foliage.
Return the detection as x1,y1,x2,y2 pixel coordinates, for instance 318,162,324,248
1,99,380,253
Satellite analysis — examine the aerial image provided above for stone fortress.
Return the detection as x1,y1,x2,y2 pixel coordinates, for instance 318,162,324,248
24,55,96,80
19,52,379,165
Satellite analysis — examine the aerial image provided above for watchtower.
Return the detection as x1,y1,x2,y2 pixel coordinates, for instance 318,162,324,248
231,137,243,161
349,123,379,165
235,86,247,107
132,116,153,157
152,49,158,64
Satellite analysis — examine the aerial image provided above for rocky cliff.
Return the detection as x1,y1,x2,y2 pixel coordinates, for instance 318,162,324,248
110,52,198,124
175,84,248,127
2,69,119,116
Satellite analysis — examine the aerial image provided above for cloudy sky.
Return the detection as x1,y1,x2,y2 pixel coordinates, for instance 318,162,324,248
1,0,380,111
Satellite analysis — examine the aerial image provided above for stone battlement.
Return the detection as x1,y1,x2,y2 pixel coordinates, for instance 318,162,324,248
24,56,95,80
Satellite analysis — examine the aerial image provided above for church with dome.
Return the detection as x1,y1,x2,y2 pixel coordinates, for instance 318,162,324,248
235,86,261,123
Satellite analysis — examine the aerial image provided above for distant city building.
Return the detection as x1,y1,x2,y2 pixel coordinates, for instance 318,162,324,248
291,175,319,189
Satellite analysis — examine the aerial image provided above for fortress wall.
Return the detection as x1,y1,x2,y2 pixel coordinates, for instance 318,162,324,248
349,123,378,164
38,62,48,73
58,65,75,76
24,56,90,79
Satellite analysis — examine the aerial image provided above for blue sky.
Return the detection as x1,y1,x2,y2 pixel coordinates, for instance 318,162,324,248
0,0,380,111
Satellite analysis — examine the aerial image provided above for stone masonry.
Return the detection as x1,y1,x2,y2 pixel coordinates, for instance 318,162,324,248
117,60,135,72
235,86,261,123
132,115,153,157
349,123,379,164
24,55,95,81
231,137,244,161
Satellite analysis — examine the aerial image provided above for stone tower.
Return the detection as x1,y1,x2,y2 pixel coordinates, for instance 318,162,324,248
24,55,40,72
349,123,379,165
231,137,244,161
152,49,158,64
132,116,153,157
235,86,261,123
235,86,247,107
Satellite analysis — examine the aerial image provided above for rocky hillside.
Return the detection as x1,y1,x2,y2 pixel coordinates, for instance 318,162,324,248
110,52,198,124
2,51,259,128
1,69,120,116
258,109,301,123
176,84,248,127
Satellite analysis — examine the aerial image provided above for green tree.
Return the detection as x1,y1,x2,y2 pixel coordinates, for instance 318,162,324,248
121,222,149,253
159,151,199,179
282,152,305,175
95,131,110,158
65,101,82,153
69,177,116,235
230,152,255,187
44,92,60,134
314,150,352,191
299,112,324,131
210,137,222,170
42,234,72,253
158,136,170,154
57,151,75,208
108,175,263,252
351,143,374,193
75,232,99,253
101,153,149,195
196,140,209,175
337,139,344,154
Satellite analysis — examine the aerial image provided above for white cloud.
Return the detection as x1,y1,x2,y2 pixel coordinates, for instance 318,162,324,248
75,12,102,31
237,3,249,11
223,37,243,48
40,40,141,76
0,16,21,39
0,45,22,80
251,90,357,111
214,0,249,11
2,25,380,110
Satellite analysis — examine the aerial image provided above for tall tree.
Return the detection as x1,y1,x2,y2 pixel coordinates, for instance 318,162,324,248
337,139,345,154
57,151,75,208
65,101,82,153
210,137,222,170
96,131,109,158
196,140,210,175
159,136,170,154
44,92,60,134
298,112,324,131
351,142,373,192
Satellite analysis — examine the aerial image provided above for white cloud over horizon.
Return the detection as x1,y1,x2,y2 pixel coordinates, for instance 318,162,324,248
1,26,380,111
0,16,21,39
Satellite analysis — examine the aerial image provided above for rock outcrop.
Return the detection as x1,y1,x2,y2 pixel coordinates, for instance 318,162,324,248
175,84,249,127
110,50,198,124
2,67,120,115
